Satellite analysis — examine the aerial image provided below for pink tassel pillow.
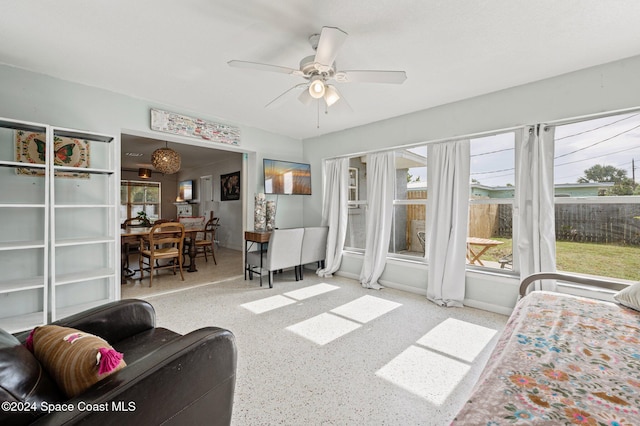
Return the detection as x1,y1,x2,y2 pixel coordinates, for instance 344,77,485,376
26,325,126,398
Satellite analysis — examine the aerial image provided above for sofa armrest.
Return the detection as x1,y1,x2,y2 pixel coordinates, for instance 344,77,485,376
31,327,237,426
14,299,156,344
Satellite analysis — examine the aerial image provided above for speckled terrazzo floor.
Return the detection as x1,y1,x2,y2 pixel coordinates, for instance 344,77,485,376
138,269,508,425
121,246,244,299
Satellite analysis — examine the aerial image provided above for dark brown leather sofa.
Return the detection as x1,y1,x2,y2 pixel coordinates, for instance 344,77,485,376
1,299,237,425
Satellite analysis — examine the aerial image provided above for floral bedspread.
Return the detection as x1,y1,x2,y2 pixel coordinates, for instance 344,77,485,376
453,291,640,425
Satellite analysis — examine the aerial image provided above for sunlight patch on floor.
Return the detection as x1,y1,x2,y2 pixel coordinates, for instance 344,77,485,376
286,295,402,345
376,345,470,406
240,295,296,314
286,313,361,345
415,318,497,363
376,318,498,405
284,283,339,300
240,282,339,314
330,295,401,323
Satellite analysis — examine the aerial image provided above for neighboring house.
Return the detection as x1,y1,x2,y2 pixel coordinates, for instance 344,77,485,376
413,182,614,199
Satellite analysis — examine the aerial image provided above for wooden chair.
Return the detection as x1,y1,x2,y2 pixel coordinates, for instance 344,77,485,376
121,217,148,275
138,222,185,287
153,218,174,225
417,231,426,251
184,217,218,265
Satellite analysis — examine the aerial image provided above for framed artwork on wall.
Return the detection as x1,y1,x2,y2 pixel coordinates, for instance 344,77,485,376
15,130,91,178
221,171,240,201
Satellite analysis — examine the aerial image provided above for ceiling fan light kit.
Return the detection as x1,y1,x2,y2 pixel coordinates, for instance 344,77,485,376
323,84,340,107
309,76,326,99
228,26,406,114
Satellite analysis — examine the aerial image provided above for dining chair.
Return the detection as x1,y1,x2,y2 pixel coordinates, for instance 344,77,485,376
121,217,148,275
299,226,329,279
246,228,304,288
184,217,218,265
153,218,174,225
138,222,185,287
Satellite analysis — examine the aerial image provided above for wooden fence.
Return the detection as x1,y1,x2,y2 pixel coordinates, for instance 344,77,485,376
404,195,640,247
494,203,640,245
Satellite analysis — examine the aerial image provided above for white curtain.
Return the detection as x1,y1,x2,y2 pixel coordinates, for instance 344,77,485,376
515,125,557,292
317,157,349,278
359,152,395,289
426,139,470,307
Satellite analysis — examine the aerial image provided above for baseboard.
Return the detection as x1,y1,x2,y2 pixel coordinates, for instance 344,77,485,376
463,299,513,316
336,271,512,315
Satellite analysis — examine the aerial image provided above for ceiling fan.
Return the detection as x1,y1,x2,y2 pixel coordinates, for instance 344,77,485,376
228,26,407,109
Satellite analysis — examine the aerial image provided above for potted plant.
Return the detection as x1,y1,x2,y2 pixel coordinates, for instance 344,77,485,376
136,210,151,227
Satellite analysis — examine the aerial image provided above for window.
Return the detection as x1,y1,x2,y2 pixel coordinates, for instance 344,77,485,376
348,167,359,206
345,158,366,250
552,111,640,281
343,149,428,259
337,109,640,282
467,132,516,271
120,180,161,223
390,147,427,258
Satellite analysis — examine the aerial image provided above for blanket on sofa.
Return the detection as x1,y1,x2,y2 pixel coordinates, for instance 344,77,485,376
453,291,640,425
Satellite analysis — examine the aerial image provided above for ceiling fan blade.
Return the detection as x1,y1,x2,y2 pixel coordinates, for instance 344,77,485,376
265,83,308,109
335,70,407,84
297,89,314,106
228,60,302,76
314,26,348,69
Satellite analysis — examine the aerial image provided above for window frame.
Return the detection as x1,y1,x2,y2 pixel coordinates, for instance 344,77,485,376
120,180,161,222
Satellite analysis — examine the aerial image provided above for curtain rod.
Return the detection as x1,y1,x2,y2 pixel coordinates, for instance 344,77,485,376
542,105,640,127
325,124,525,161
325,105,640,162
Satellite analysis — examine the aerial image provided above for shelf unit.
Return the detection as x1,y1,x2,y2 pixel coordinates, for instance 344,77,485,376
0,118,50,333
49,126,118,322
0,118,119,332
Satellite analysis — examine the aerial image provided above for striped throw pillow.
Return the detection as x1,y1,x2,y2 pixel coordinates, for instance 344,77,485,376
27,325,126,398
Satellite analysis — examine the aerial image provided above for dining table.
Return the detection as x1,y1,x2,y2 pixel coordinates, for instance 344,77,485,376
466,236,503,266
120,224,206,283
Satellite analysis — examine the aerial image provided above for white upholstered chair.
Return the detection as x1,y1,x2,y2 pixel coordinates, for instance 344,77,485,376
299,226,329,279
246,228,304,288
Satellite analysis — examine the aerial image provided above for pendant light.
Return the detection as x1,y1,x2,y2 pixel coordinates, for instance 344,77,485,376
138,168,152,179
151,142,181,174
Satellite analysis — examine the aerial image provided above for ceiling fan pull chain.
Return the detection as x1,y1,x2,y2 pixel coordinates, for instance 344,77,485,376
317,99,320,128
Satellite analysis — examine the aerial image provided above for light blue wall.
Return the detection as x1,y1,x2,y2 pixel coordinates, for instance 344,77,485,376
3,53,640,314
302,54,640,313
0,65,306,235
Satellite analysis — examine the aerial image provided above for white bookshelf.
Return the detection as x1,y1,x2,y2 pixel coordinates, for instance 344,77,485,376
0,118,120,332
0,117,50,332
49,126,119,322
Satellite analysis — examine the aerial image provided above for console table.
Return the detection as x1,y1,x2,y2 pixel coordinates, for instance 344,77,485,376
244,231,271,280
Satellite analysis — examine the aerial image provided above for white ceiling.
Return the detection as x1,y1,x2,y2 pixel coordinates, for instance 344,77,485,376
3,0,640,145
120,134,241,170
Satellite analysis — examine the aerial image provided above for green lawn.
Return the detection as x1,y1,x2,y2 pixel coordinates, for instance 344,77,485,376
481,238,640,281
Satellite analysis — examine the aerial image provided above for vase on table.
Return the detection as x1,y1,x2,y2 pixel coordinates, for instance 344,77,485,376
266,200,276,231
254,193,266,231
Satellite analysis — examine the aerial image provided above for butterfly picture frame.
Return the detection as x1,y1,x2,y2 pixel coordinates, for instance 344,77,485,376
15,130,91,178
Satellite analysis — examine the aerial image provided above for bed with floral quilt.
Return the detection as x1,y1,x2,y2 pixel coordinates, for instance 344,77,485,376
453,272,640,425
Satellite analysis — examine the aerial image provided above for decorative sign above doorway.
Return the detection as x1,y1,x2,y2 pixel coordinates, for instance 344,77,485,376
150,108,240,146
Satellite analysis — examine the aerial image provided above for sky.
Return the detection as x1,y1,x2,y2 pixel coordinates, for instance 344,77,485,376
407,111,640,187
